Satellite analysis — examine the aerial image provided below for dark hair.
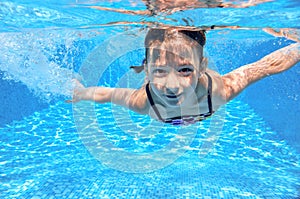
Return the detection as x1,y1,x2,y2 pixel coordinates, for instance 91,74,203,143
145,28,206,65
131,28,206,73
145,28,206,48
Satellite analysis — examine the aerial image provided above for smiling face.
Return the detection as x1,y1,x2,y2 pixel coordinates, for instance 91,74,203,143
145,28,206,106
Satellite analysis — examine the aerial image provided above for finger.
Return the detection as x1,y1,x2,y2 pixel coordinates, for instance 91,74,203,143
65,99,74,103
263,28,280,36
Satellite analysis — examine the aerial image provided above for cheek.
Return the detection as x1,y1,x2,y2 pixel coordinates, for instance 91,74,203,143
151,78,166,90
180,76,198,89
154,83,164,91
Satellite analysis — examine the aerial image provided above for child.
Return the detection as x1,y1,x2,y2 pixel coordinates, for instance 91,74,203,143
67,27,300,125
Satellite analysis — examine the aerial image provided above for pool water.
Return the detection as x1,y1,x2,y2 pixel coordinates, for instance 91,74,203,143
0,0,300,198
1,100,299,198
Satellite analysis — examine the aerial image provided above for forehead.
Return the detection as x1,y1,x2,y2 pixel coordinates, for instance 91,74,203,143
151,53,193,66
148,44,199,66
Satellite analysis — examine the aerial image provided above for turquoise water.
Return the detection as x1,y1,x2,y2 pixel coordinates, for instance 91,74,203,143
0,0,300,198
1,100,299,198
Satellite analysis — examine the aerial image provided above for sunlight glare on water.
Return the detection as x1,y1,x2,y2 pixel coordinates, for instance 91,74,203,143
0,0,299,102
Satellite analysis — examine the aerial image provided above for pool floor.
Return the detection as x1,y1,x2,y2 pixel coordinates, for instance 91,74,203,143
0,100,299,199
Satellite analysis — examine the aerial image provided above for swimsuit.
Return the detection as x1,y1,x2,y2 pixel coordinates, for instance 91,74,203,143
145,72,214,125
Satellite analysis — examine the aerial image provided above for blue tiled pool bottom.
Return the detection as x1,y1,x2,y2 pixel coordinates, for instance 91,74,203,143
0,100,299,198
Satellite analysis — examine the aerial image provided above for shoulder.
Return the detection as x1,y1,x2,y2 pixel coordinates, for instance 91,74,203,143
128,85,150,114
204,69,225,96
221,62,260,102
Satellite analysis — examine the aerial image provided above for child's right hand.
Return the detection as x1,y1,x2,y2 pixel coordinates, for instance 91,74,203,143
65,79,87,103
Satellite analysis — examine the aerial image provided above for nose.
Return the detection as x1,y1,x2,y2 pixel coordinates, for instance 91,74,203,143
165,72,180,94
166,87,179,95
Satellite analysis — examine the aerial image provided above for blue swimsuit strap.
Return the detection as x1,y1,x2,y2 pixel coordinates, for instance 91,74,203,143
145,72,214,123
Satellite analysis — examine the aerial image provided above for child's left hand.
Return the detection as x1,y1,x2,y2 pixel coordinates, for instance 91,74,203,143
263,28,300,43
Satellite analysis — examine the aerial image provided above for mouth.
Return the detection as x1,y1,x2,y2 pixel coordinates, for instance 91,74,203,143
165,93,182,99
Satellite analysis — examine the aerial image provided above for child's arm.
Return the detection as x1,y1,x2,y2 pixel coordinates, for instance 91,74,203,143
66,79,148,113
222,42,300,101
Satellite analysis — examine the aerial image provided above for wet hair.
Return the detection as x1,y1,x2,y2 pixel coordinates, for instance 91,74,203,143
130,28,206,73
145,28,206,49
145,28,206,66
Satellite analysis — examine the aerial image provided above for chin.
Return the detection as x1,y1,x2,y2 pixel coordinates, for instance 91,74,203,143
166,101,179,107
164,97,184,107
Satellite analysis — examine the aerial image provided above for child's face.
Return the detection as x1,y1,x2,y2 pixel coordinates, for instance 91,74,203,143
147,50,202,106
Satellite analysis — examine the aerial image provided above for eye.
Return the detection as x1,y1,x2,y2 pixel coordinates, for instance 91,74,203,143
152,68,168,77
178,66,194,76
